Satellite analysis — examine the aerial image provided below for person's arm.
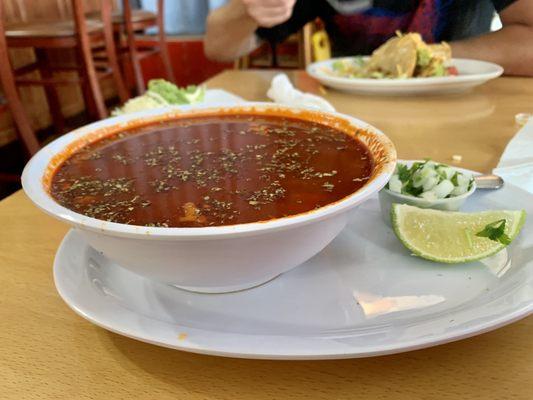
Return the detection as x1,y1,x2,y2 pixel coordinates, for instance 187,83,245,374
451,0,533,76
204,0,296,62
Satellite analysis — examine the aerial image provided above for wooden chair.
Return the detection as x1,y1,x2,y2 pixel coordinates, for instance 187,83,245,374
235,20,331,70
0,3,39,182
89,0,175,94
4,0,129,131
121,0,174,93
235,33,304,70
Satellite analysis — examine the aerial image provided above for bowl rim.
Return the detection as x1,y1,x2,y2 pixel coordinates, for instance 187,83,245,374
21,102,397,240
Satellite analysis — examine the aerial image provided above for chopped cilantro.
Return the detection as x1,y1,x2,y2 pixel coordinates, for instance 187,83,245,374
397,164,411,182
402,180,424,197
409,162,423,175
387,159,474,199
451,172,459,186
476,219,512,245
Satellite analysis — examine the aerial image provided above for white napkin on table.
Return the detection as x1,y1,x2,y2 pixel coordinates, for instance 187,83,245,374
267,73,336,112
493,118,533,194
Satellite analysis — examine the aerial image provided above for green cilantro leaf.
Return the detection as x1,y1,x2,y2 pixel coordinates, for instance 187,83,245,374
451,172,459,186
397,164,411,182
410,162,423,174
476,219,512,245
402,180,424,197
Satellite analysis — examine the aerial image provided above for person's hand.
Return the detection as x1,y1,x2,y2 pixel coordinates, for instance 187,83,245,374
241,0,297,28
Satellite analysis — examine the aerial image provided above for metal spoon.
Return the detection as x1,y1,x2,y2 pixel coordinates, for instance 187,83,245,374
474,174,504,190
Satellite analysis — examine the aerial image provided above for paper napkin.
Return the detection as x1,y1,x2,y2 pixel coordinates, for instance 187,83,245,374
267,73,335,112
493,118,533,194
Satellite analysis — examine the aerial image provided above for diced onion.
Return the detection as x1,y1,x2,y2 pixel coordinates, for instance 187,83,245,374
456,173,471,187
386,159,474,200
437,166,455,180
388,175,402,193
413,167,437,188
451,185,469,196
420,191,437,201
431,180,454,198
422,176,439,191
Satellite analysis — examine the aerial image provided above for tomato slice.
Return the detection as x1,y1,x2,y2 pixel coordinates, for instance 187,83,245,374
447,66,459,76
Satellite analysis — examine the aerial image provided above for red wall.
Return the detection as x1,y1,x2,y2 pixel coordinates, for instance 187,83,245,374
137,37,233,86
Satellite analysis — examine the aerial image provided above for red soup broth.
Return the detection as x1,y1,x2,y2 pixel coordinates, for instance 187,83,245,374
49,114,374,227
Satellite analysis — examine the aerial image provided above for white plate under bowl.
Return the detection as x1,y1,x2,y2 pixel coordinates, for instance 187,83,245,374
307,58,504,96
203,88,245,104
53,169,532,360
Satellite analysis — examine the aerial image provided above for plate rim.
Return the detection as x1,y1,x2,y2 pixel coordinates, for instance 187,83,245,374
53,251,533,360
307,57,504,88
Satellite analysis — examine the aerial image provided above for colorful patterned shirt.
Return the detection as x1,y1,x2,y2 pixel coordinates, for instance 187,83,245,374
256,0,516,56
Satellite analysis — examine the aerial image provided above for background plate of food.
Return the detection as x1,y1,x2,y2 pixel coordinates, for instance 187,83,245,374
307,33,503,95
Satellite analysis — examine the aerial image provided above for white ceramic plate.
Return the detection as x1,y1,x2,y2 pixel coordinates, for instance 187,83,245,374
203,89,245,104
54,175,533,359
307,58,504,95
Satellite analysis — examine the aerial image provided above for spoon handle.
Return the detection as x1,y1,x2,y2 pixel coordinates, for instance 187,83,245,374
475,174,504,190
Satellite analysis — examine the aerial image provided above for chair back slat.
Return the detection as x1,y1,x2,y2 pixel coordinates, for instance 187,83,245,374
0,1,40,155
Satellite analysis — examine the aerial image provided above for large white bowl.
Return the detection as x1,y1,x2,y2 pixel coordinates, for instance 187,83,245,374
22,103,396,293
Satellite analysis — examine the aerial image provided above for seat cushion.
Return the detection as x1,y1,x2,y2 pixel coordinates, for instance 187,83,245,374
5,19,103,38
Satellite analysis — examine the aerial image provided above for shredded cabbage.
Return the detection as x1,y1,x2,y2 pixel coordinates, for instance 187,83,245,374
112,79,205,116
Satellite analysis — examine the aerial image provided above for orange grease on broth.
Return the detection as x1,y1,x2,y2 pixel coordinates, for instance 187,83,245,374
45,107,391,228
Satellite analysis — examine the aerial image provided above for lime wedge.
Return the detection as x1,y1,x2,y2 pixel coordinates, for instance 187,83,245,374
391,204,526,263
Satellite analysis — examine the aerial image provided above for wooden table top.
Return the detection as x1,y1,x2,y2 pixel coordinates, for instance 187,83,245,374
2,70,532,399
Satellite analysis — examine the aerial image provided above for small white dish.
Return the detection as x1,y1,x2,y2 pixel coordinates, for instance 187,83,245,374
379,160,477,224
54,181,533,360
22,102,396,293
307,58,504,96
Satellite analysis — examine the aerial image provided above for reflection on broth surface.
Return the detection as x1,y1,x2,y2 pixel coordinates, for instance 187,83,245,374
50,115,374,227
